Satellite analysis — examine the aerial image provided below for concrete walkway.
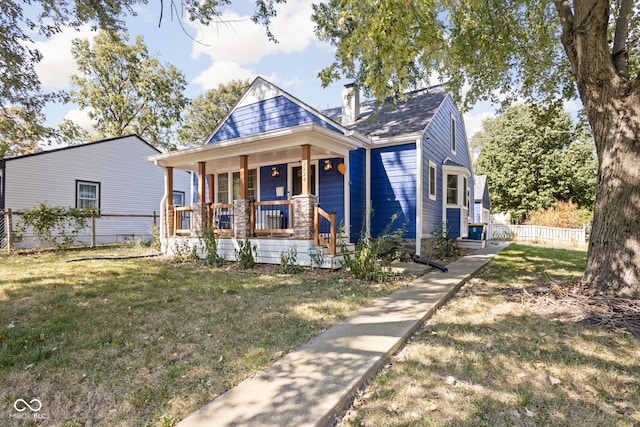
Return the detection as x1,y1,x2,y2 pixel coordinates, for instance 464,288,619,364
177,242,510,427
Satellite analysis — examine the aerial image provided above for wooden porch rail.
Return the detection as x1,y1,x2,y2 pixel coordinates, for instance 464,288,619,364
208,203,235,235
314,206,337,256
173,206,193,235
252,200,294,235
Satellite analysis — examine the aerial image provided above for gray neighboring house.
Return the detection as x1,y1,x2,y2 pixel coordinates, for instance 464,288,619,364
0,134,191,247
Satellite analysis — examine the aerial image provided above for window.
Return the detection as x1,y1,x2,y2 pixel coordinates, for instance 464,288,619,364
446,174,458,205
428,162,437,200
217,174,229,203
463,177,468,207
232,169,257,200
173,191,185,206
76,180,100,209
450,115,457,153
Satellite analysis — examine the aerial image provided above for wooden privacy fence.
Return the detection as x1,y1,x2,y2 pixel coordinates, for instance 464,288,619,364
0,209,158,252
487,223,588,243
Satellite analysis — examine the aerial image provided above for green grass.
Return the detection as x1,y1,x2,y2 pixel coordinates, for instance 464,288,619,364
0,246,409,426
341,244,640,427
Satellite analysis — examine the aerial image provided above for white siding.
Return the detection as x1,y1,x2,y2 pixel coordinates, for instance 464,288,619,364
4,135,191,242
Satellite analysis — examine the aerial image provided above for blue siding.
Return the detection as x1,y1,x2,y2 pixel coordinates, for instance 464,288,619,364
349,148,366,243
370,144,416,239
318,157,345,227
422,95,475,236
259,164,289,225
209,96,342,143
446,208,461,237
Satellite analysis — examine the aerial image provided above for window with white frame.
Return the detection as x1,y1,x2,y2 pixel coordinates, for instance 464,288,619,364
76,180,100,209
173,191,185,206
217,169,257,203
450,115,457,154
446,174,458,205
428,162,437,200
463,176,468,207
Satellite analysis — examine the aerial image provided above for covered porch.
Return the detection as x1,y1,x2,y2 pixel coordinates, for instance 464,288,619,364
148,124,363,267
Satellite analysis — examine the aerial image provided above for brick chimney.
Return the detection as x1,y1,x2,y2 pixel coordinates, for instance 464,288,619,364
341,83,360,124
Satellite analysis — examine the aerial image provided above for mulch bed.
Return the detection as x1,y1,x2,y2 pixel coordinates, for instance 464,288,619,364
503,279,640,338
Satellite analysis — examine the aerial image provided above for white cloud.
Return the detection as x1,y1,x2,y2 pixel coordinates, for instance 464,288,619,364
192,61,258,89
64,108,95,132
463,102,496,137
189,0,315,90
32,25,94,89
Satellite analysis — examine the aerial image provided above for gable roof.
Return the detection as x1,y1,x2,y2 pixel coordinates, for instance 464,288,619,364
0,134,156,163
322,83,449,140
474,175,487,196
206,77,348,145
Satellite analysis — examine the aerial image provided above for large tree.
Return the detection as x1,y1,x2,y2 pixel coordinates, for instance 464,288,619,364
67,31,188,151
178,80,250,147
1,0,284,151
312,1,640,298
474,104,597,222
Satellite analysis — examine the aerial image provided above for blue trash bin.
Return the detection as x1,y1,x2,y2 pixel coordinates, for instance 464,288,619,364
468,224,485,240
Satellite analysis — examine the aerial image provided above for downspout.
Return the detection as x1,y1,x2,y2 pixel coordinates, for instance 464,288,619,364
415,136,423,256
365,146,371,237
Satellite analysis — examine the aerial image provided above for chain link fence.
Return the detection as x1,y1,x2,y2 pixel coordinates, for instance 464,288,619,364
1,209,158,252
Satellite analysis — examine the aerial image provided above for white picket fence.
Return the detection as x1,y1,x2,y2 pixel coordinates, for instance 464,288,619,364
487,223,588,243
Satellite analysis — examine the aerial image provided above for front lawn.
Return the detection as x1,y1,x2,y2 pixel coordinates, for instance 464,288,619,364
340,244,640,426
0,247,408,426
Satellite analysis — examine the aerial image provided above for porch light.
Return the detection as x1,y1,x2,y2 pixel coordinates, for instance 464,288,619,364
324,160,333,171
271,167,281,177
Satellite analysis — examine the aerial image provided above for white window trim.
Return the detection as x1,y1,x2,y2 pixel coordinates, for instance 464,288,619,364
428,161,437,201
76,180,100,210
287,160,319,198
215,168,260,203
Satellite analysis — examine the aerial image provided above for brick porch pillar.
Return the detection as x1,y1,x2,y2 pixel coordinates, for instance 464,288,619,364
165,204,175,237
293,194,317,239
234,199,252,239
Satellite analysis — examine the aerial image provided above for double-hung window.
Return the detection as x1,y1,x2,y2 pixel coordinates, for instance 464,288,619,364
76,180,100,210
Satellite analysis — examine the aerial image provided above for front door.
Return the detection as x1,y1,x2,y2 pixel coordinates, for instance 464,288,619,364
291,165,316,196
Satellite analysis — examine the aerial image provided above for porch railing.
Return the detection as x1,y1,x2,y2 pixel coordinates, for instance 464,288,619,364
314,206,337,256
252,200,294,235
174,206,192,235
208,203,235,235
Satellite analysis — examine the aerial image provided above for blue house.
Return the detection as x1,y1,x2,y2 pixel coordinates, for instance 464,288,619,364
474,175,491,224
147,77,474,266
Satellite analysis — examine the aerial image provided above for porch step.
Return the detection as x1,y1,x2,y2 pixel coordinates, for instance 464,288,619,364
456,239,486,250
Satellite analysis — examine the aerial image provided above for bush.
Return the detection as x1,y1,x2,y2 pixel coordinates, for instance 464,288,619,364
527,200,593,228
16,203,96,248
432,222,457,259
277,246,304,274
234,238,257,269
172,239,198,263
201,227,224,267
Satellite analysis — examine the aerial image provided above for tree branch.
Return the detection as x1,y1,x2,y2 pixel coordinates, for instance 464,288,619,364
612,0,632,78
553,0,575,34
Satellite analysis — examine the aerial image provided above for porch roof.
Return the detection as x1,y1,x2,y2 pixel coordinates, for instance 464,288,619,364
147,123,364,173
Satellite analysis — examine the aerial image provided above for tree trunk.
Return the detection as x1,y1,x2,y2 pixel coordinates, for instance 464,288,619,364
556,0,640,297
584,93,640,297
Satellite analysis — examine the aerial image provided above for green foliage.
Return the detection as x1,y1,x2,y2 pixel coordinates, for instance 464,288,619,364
0,107,53,158
277,246,304,274
474,104,597,223
526,200,593,229
172,239,198,264
200,227,224,267
16,203,95,248
234,238,257,269
432,222,457,260
151,224,161,251
178,80,250,147
342,213,405,282
67,30,188,150
309,247,326,269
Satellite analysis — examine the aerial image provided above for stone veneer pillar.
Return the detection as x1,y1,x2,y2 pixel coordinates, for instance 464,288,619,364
293,194,317,239
191,203,208,237
234,199,252,239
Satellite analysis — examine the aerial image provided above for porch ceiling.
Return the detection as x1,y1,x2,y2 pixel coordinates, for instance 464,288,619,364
148,123,362,172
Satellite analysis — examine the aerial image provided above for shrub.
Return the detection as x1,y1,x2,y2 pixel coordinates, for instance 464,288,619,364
234,238,257,269
527,200,593,228
277,246,304,274
172,239,198,263
432,222,457,259
201,227,224,267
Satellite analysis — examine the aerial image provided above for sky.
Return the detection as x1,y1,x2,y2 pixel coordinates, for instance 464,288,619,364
28,0,545,146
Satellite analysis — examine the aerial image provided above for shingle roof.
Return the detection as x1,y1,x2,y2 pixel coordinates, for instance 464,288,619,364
322,83,448,139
